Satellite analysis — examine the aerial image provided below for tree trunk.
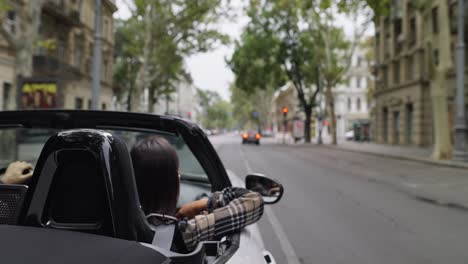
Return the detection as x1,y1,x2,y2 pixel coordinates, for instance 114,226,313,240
427,0,453,159
134,3,154,112
325,84,337,144
147,88,156,113
304,106,312,143
431,72,452,159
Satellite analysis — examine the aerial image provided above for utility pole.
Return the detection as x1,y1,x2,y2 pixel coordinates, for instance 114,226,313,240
453,0,467,161
91,0,102,110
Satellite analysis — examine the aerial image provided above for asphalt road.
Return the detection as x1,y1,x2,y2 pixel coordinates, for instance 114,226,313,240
209,134,468,264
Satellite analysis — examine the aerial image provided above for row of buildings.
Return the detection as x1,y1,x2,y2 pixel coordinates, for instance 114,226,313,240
372,0,467,148
0,0,117,111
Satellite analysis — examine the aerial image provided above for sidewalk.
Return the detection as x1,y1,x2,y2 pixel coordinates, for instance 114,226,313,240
326,140,468,169
322,140,468,210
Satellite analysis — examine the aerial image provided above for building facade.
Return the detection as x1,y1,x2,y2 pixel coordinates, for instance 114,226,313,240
334,48,372,140
373,0,467,147
151,75,198,121
0,0,117,110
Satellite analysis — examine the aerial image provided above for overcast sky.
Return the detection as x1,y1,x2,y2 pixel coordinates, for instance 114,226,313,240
114,1,373,100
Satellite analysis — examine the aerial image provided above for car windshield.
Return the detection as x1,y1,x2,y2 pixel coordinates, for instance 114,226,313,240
0,127,208,182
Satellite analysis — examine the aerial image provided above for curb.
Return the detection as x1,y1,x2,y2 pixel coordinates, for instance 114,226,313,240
319,145,468,170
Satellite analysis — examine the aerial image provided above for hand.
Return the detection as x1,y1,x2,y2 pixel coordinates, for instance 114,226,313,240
1,161,33,184
176,198,209,220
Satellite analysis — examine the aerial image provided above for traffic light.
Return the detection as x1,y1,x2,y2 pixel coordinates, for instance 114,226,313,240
282,106,288,115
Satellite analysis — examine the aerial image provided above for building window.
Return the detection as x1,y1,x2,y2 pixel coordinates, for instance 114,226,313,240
6,11,15,34
394,18,402,54
449,3,458,34
88,99,92,109
75,39,83,69
393,111,400,144
347,98,352,111
407,56,414,81
394,61,400,84
383,66,389,88
75,97,83,109
376,33,380,62
357,98,361,111
102,103,107,110
432,7,439,34
103,59,108,81
357,77,361,88
409,17,416,47
383,107,389,143
57,39,66,61
3,82,11,110
357,56,362,67
406,103,413,144
103,18,109,38
433,49,439,66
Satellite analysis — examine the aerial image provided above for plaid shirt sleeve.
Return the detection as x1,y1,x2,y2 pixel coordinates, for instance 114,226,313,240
177,187,264,251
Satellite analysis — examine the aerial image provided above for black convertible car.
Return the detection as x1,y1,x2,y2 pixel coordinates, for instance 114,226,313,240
0,110,283,264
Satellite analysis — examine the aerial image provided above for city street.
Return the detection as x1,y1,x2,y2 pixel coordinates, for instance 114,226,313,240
210,134,468,264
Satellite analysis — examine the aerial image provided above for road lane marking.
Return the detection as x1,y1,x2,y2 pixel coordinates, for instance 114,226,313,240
239,147,301,264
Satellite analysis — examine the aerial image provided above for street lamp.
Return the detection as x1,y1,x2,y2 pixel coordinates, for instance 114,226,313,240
453,0,467,161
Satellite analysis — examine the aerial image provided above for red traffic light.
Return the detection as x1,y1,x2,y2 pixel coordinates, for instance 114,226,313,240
282,106,289,114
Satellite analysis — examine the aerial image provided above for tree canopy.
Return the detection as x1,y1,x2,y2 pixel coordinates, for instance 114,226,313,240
114,0,230,112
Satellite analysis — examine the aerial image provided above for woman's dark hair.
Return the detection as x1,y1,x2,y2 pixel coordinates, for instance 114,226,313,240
131,136,180,215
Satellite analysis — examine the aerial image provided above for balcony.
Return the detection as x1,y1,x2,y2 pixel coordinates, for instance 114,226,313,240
33,55,81,81
43,0,81,26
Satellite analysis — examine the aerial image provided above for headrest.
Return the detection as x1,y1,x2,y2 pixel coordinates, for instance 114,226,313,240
23,129,153,242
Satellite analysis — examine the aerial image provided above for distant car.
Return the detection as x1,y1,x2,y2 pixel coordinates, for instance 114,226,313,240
242,131,261,145
262,130,274,138
345,130,354,140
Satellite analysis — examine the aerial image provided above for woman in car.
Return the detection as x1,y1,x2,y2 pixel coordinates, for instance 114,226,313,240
130,136,264,252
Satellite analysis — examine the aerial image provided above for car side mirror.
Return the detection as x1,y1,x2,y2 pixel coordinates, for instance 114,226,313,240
245,173,284,204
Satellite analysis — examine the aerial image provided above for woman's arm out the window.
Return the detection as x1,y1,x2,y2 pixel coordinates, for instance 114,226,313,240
178,188,264,251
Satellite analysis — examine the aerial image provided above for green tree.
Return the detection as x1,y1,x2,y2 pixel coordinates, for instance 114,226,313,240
207,100,233,129
196,89,232,129
229,0,320,143
128,0,229,112
305,0,373,145
113,18,143,111
230,84,274,132
196,88,221,126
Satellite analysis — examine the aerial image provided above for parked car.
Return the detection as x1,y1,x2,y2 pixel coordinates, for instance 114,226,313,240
262,130,274,138
0,110,283,264
242,131,261,145
345,130,354,140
